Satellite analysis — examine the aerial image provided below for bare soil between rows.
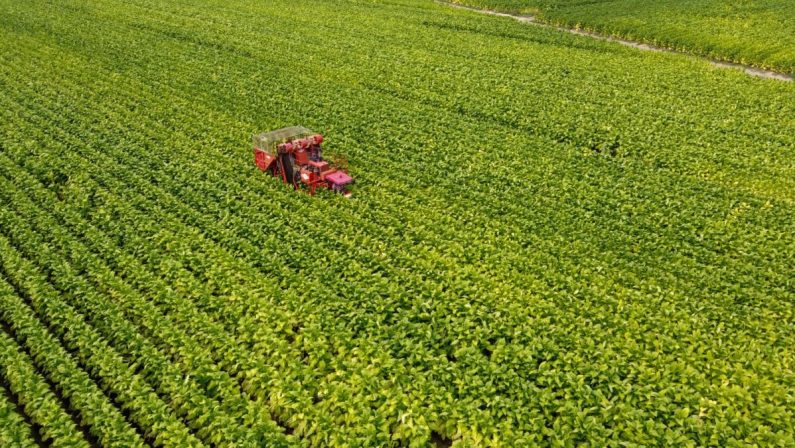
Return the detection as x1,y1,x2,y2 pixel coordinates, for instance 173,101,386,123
442,2,794,82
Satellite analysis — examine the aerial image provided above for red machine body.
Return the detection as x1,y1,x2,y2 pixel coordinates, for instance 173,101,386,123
252,126,354,197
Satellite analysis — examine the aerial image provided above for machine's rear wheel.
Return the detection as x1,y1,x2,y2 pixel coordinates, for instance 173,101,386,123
279,153,297,185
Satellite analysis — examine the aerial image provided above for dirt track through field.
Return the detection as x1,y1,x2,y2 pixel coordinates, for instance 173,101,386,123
442,2,794,82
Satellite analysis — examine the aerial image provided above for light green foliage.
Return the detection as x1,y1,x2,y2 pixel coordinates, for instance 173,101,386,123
0,0,793,446
0,383,37,448
0,329,92,448
449,0,795,73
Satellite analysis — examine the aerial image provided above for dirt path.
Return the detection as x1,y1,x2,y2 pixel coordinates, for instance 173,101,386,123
442,2,794,82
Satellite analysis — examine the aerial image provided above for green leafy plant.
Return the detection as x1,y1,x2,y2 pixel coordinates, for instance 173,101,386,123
0,0,793,446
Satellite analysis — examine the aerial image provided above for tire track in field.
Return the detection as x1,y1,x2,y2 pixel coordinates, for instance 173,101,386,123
441,1,794,82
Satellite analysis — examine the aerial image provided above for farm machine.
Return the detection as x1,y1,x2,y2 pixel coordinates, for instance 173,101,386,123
252,126,354,197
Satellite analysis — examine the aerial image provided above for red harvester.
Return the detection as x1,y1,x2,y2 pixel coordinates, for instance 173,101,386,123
252,126,354,197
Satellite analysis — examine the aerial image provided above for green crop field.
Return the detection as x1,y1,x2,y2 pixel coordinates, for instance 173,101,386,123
0,0,794,446
448,0,795,74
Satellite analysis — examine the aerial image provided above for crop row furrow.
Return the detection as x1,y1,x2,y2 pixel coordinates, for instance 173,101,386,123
0,232,203,448
0,182,298,447
0,270,149,448
0,369,40,448
0,324,94,448
0,80,304,440
0,154,300,441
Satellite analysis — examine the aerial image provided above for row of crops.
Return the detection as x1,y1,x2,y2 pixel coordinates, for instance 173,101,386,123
448,0,795,74
1,0,794,446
